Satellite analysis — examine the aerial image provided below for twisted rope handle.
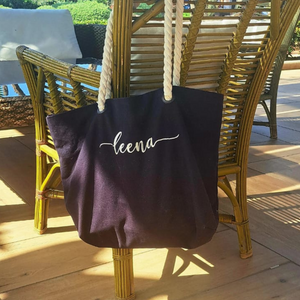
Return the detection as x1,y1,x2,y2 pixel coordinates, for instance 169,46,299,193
98,10,114,111
173,0,184,86
163,0,174,101
98,1,184,110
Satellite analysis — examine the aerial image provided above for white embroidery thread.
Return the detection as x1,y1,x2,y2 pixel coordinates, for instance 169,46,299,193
99,131,179,155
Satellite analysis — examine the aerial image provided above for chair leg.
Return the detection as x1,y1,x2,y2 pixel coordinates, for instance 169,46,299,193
269,95,278,139
34,153,49,234
34,195,50,234
257,98,277,139
235,170,253,259
113,248,135,300
218,177,252,259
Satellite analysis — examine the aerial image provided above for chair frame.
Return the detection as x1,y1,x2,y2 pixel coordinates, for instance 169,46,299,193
16,1,300,299
253,13,300,139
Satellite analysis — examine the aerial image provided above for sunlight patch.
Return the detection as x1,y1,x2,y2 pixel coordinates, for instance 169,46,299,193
0,180,25,205
248,191,300,231
174,255,209,277
0,128,25,139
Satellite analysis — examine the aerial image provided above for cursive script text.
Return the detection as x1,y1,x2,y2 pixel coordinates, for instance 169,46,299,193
99,131,179,155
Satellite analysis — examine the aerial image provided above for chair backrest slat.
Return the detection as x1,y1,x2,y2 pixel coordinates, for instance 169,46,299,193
180,0,207,85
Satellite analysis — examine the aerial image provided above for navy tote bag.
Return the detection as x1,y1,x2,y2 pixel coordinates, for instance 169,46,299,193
46,2,223,249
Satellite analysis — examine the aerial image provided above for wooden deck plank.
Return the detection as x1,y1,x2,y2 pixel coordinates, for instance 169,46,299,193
248,153,300,191
224,168,300,198
185,262,300,300
247,189,300,265
0,127,35,153
0,202,71,246
0,220,229,294
0,263,116,300
250,131,273,144
220,185,300,265
248,152,300,174
15,135,35,152
0,229,114,293
0,127,34,139
0,230,288,299
248,141,300,164
252,124,300,145
0,136,35,206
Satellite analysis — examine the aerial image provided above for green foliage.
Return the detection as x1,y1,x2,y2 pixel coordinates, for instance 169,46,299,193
0,0,110,9
136,2,165,18
137,3,153,10
39,0,110,24
37,0,109,6
0,0,39,9
77,0,108,4
183,12,191,18
0,0,111,24
38,1,110,24
36,5,52,9
288,20,300,57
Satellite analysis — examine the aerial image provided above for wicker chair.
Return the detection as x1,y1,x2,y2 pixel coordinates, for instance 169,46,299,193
74,24,106,64
0,24,106,129
16,1,300,299
253,12,300,139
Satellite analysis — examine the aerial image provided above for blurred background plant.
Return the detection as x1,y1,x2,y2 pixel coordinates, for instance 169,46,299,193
0,0,39,9
0,0,111,24
0,0,299,97
38,1,111,24
288,20,300,58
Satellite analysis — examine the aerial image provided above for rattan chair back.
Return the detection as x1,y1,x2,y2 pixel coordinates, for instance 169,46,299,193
254,11,300,138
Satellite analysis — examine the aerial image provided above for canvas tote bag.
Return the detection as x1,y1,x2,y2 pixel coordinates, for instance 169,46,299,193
47,0,223,249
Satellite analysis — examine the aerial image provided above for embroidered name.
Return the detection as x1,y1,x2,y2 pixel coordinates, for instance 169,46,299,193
99,131,179,155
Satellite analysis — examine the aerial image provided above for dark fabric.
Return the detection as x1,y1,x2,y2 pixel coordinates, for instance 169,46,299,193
47,86,223,249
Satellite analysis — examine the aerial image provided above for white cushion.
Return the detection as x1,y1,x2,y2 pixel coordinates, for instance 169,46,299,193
0,9,82,85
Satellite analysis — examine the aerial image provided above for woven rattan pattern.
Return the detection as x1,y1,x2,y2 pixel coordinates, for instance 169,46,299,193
74,24,106,63
0,96,34,128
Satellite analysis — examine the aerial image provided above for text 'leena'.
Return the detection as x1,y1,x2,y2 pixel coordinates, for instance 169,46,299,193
99,131,180,155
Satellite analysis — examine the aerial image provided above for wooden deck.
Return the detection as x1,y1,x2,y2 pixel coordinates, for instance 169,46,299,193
1,69,300,300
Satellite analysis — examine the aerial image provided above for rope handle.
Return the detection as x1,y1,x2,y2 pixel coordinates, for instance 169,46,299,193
98,9,114,112
98,0,184,111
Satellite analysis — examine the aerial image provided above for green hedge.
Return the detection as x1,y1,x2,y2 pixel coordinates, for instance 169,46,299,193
38,1,111,24
0,0,109,9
